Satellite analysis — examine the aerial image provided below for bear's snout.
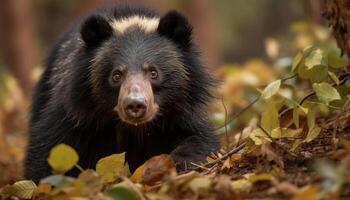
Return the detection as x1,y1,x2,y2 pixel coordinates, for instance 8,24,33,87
115,74,159,125
124,94,147,119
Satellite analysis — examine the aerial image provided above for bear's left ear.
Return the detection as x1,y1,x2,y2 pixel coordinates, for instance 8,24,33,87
157,11,193,50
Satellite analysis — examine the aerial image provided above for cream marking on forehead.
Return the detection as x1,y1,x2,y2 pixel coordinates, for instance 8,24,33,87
110,15,160,34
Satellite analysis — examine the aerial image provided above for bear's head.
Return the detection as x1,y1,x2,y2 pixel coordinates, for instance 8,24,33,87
77,10,196,125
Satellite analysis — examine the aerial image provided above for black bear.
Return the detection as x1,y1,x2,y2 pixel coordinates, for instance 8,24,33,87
25,5,219,182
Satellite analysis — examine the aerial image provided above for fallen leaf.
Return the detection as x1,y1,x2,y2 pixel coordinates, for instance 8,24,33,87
96,153,127,183
12,180,37,199
231,179,252,193
107,183,139,200
142,154,176,185
47,144,79,174
187,176,211,194
293,185,319,200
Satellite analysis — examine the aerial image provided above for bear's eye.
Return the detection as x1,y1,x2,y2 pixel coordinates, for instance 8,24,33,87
112,71,122,82
149,69,158,79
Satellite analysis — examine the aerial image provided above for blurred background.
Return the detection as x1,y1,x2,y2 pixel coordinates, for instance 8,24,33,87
0,0,328,185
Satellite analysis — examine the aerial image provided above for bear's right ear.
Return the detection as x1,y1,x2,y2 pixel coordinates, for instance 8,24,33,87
81,15,113,49
157,11,193,50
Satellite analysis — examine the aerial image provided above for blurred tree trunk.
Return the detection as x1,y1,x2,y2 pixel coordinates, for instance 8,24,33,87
323,0,350,59
183,0,221,68
0,0,38,98
308,0,322,24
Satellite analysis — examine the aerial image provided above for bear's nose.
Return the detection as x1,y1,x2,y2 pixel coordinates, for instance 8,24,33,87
125,97,147,119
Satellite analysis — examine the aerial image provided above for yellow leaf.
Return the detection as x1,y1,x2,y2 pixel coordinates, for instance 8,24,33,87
307,109,315,130
291,139,303,152
291,52,303,72
248,173,273,184
261,101,280,132
304,126,321,143
271,128,302,138
231,179,252,192
13,180,37,199
293,185,319,200
293,106,300,128
130,164,145,183
339,138,350,151
328,71,340,85
188,177,211,193
261,80,281,99
96,153,126,183
248,129,271,146
34,183,51,196
48,144,79,173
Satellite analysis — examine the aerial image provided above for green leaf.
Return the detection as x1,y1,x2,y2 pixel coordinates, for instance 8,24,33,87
96,153,126,183
292,52,303,72
261,80,281,99
47,144,79,173
304,48,327,69
12,180,37,199
297,64,328,83
40,174,74,187
328,50,347,68
328,71,340,85
312,83,341,104
261,102,280,132
107,185,139,200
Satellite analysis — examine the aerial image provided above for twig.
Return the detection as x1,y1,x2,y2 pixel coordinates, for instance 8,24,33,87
300,72,350,105
258,125,298,158
190,162,210,170
280,72,350,118
215,98,259,131
221,96,230,148
215,74,298,131
120,176,146,200
257,124,274,141
200,142,246,168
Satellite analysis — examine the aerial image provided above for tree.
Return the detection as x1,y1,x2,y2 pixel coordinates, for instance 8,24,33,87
0,0,38,98
323,0,350,61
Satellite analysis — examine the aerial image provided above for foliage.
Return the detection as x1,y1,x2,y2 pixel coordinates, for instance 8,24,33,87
1,17,350,199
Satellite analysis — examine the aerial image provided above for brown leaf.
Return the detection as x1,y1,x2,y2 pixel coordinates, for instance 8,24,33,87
261,143,284,168
77,169,103,196
142,154,176,185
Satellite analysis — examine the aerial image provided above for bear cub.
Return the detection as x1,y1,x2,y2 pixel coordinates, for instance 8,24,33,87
25,5,219,182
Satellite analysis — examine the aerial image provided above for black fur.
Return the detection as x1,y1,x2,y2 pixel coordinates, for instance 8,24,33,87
25,5,218,183
81,15,114,49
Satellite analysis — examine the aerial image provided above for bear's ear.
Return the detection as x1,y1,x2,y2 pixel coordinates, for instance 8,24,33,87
81,15,113,49
157,11,192,50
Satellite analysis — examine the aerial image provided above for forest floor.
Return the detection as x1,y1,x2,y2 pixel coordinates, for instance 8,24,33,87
0,102,350,200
